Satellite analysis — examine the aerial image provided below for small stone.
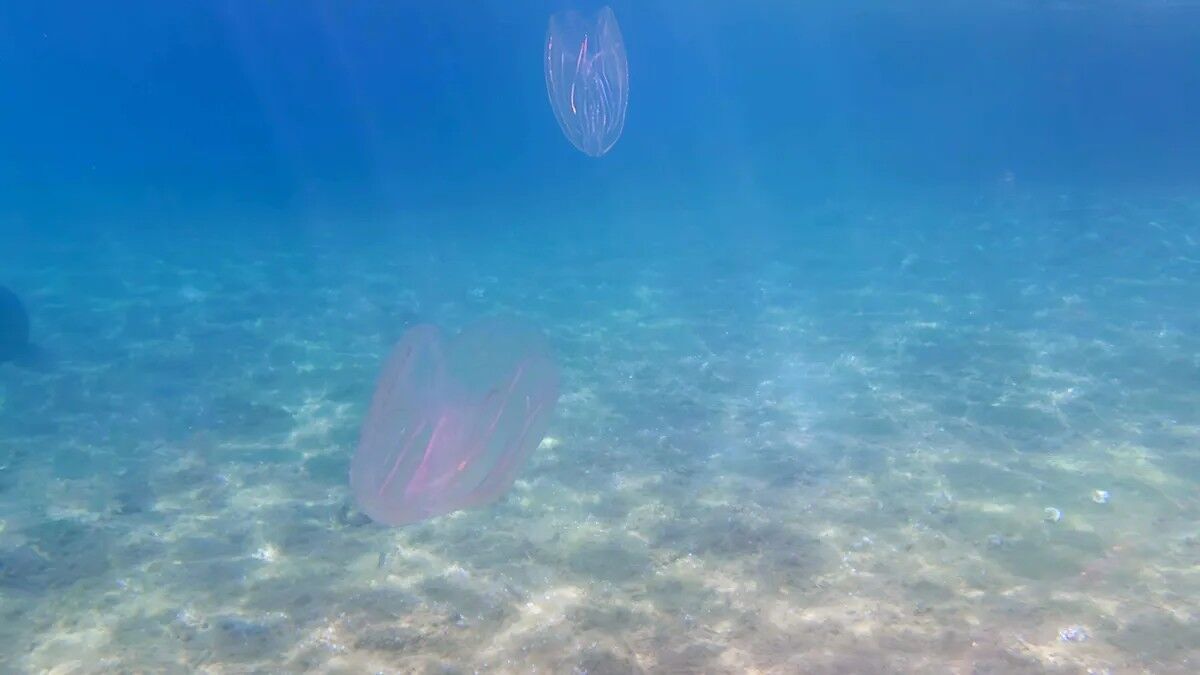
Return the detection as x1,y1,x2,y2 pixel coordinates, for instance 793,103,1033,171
1059,625,1089,642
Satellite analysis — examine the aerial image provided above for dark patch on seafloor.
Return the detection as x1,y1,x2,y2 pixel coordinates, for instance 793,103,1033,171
0,285,31,363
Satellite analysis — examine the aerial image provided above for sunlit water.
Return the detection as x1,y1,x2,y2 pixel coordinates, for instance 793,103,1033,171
3,1,1200,672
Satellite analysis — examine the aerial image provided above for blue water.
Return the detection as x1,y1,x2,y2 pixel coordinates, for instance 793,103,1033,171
1,2,1199,672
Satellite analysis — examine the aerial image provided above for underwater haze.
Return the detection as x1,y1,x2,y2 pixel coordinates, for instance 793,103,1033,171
2,1,1200,672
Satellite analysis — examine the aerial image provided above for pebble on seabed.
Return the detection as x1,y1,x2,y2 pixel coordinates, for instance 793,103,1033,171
1059,625,1089,642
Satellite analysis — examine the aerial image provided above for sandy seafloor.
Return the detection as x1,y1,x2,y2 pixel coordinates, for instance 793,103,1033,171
0,191,1198,674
